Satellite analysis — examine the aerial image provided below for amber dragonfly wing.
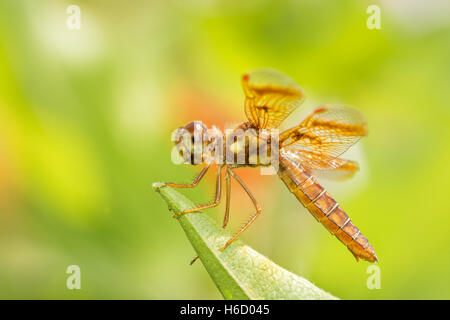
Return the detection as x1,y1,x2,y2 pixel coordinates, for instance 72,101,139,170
241,69,305,129
281,149,360,181
280,105,367,158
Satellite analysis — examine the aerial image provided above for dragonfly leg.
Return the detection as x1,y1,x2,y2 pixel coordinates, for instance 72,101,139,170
157,165,210,189
222,168,231,229
172,165,223,219
189,167,233,265
189,256,199,265
218,167,262,251
189,166,230,266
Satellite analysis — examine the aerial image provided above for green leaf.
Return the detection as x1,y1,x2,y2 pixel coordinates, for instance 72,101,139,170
153,182,338,300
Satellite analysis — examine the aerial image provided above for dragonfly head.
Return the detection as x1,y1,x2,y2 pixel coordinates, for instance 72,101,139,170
173,121,217,164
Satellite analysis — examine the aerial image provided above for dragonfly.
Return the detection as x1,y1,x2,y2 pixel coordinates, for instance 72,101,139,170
161,69,377,263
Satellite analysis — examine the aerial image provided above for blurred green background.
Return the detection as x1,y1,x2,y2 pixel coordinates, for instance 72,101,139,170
1,0,449,299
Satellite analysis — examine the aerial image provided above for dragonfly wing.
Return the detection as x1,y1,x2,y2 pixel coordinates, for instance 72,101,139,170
281,148,359,180
310,159,360,181
242,69,305,129
280,105,367,158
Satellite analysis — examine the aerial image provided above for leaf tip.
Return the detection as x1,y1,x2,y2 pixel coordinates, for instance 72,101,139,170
152,182,165,191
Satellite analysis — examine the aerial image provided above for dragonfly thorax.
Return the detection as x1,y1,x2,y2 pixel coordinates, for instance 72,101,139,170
222,122,275,167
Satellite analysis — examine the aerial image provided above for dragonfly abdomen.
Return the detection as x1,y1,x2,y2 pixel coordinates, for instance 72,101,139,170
278,155,377,263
